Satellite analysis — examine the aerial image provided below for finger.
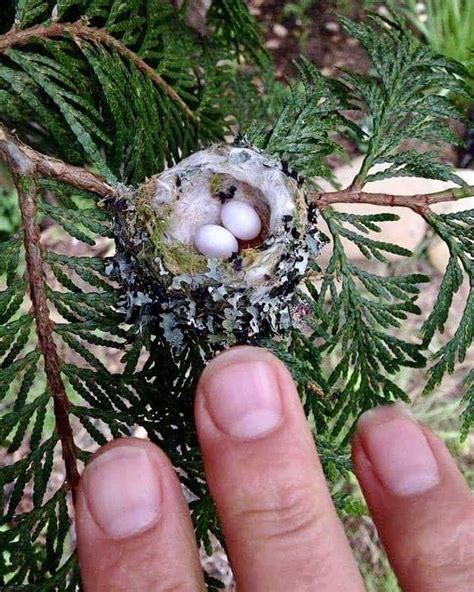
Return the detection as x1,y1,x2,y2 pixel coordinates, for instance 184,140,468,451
195,346,364,592
353,404,474,592
76,438,205,592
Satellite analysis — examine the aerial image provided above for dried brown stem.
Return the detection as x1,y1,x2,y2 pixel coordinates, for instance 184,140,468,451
312,185,474,214
15,176,80,494
0,125,115,197
0,21,198,124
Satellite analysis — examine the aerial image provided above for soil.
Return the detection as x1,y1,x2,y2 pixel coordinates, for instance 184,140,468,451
249,0,372,80
249,0,375,167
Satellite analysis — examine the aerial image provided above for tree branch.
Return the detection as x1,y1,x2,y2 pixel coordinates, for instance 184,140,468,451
0,125,116,197
312,185,474,214
2,121,472,214
0,21,198,124
15,175,80,494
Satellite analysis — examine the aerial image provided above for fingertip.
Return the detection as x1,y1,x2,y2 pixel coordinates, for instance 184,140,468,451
356,402,414,432
353,403,472,502
195,346,295,442
352,405,474,591
194,346,364,591
76,438,205,591
197,345,285,391
82,436,173,474
355,404,442,497
78,438,168,540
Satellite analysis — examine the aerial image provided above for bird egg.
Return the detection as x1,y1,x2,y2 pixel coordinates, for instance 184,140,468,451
194,224,239,258
221,200,262,241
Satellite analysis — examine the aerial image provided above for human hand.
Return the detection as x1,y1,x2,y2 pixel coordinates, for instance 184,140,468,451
76,347,474,591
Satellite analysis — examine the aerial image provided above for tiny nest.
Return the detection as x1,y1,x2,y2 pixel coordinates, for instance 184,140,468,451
110,144,323,349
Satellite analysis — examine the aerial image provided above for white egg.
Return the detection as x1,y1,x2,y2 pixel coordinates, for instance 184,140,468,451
221,200,262,241
194,224,239,258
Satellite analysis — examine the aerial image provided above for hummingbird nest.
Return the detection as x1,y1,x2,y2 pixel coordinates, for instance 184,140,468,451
111,144,323,350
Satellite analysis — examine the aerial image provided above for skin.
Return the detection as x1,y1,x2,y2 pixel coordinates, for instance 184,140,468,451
76,346,474,591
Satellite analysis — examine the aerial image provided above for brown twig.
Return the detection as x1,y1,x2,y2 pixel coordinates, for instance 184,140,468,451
0,125,116,197
15,175,80,494
312,185,474,214
0,21,198,124
2,122,472,213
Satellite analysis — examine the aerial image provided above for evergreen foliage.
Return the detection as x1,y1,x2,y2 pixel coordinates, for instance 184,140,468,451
310,209,428,439
0,165,20,239
340,12,470,186
0,2,472,589
247,57,358,182
422,208,473,396
0,0,269,184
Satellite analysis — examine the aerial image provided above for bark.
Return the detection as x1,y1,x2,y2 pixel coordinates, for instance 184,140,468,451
0,126,115,198
16,176,80,494
312,185,474,214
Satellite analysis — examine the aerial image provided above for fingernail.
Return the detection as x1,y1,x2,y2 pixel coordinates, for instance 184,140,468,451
82,445,162,539
201,358,283,440
358,405,440,496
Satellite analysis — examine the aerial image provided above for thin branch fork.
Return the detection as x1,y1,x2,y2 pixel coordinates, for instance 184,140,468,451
15,175,80,494
0,125,115,197
0,21,198,124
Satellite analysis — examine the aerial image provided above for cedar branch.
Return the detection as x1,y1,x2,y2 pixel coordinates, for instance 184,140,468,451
0,125,116,197
311,185,474,213
0,21,198,124
15,176,80,494
1,121,472,212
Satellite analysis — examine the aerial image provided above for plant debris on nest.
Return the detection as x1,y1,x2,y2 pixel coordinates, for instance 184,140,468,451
109,144,323,350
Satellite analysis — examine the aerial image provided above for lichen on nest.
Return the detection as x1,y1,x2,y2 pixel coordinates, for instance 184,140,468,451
109,144,323,350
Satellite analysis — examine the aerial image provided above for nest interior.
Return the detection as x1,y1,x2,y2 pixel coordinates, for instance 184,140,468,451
151,147,300,253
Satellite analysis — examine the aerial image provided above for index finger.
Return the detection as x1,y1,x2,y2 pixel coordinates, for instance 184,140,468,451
195,346,364,591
